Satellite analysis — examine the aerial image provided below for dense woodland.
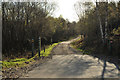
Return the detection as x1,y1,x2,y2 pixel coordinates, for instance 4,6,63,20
2,1,120,59
2,2,77,58
74,1,120,58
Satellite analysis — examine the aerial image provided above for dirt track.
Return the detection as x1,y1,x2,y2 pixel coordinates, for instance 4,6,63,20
22,38,119,78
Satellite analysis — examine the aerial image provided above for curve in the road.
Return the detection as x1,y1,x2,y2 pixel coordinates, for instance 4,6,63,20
22,39,119,78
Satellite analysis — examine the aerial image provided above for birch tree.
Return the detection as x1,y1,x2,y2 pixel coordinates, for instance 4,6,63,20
96,0,104,43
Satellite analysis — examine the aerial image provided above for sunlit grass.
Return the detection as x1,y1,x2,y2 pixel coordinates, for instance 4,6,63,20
71,36,91,55
10,58,27,62
2,43,59,68
71,44,90,55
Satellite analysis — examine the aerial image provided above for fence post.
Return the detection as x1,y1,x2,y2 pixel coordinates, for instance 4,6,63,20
39,37,41,58
51,38,52,45
44,44,45,52
32,38,34,57
43,44,45,59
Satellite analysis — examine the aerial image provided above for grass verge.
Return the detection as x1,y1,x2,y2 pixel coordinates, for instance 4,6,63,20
2,43,59,68
71,37,91,55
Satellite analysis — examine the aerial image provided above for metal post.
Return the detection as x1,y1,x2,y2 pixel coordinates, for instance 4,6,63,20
32,39,34,57
39,37,41,58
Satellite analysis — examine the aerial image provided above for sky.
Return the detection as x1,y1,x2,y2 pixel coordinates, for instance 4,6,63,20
0,0,91,22
0,0,82,22
51,0,81,22
50,0,98,22
51,0,119,22
0,0,119,22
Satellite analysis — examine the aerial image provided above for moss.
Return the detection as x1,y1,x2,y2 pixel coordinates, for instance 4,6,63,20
10,58,27,62
2,43,59,68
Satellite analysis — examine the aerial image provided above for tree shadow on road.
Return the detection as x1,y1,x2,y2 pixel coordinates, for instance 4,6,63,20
90,53,120,78
58,58,93,77
101,59,107,79
68,45,82,54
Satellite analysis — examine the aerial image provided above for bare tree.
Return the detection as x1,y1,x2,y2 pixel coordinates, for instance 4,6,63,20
74,2,84,19
105,0,108,42
96,0,104,43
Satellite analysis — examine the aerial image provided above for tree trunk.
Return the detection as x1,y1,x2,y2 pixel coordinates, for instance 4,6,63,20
105,1,108,42
96,1,104,43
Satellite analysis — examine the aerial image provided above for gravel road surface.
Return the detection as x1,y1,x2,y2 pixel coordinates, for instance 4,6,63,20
22,38,119,78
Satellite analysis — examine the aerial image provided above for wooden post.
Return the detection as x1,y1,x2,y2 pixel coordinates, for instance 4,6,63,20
32,39,34,57
44,44,45,52
39,37,41,58
43,44,45,59
51,37,52,45
109,39,113,55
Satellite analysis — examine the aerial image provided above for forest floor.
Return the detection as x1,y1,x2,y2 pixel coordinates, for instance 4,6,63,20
21,37,120,78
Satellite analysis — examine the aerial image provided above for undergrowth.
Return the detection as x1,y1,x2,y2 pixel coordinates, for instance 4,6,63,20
2,43,59,68
71,37,91,55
